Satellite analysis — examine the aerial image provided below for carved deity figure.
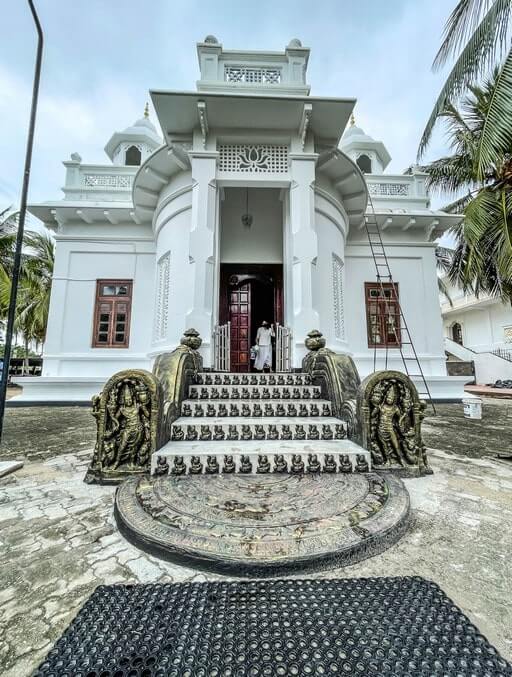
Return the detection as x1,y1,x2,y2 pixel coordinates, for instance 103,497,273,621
373,384,404,465
291,454,305,474
339,455,352,473
106,382,149,469
85,369,161,484
257,455,271,473
274,455,288,473
223,455,236,473
307,454,321,473
358,371,430,475
323,454,337,473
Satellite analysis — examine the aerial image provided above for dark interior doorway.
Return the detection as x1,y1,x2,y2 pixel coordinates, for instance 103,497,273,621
452,322,463,345
219,264,283,372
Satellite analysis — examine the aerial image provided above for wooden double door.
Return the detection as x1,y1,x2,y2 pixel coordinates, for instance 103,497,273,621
219,264,283,372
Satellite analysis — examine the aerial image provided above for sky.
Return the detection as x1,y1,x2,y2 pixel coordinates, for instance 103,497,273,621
0,0,456,218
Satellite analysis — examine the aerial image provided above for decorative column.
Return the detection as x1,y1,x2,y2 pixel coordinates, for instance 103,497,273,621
186,150,218,365
288,154,319,364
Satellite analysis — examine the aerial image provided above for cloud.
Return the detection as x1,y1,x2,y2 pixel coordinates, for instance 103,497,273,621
1,0,456,213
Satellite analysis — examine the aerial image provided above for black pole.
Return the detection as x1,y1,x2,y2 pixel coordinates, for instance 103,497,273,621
0,0,43,440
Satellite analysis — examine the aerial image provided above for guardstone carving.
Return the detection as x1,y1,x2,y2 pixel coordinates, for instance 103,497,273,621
357,370,431,477
153,329,203,444
302,330,360,437
84,369,163,485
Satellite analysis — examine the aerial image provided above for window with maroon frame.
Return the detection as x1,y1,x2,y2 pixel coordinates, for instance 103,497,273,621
365,282,401,348
92,280,132,348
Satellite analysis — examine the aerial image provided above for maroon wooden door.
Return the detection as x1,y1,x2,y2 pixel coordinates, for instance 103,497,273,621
229,282,251,372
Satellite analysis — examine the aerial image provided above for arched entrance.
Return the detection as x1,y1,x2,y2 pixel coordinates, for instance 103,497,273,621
219,264,283,372
451,322,463,345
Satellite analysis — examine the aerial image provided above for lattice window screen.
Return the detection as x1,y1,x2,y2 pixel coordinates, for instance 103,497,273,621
332,254,345,340
218,145,288,173
154,252,170,341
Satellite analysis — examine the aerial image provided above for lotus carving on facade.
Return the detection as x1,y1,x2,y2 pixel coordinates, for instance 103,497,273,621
237,146,270,172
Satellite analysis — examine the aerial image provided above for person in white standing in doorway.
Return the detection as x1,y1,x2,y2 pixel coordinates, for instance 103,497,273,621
254,321,275,372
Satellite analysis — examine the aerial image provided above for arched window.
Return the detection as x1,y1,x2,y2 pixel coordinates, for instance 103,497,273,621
356,154,372,174
125,145,142,166
451,322,463,345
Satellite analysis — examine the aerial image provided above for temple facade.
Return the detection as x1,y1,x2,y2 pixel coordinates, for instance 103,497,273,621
20,36,468,402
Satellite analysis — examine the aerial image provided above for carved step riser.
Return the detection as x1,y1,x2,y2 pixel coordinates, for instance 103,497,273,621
182,402,332,418
171,422,347,442
154,452,370,476
195,373,312,386
188,386,322,401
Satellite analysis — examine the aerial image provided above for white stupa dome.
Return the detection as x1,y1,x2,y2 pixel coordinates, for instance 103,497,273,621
340,115,391,171
121,115,160,143
104,104,162,162
341,123,375,145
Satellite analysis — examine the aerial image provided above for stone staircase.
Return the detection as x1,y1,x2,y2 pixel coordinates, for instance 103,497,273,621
153,372,371,475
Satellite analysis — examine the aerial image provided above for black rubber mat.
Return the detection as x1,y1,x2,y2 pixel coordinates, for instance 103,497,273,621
34,577,511,676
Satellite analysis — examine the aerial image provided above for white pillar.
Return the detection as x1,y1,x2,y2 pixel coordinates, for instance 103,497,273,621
186,150,218,365
288,154,319,365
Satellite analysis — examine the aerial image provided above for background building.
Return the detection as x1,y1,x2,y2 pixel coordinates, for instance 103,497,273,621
441,279,512,384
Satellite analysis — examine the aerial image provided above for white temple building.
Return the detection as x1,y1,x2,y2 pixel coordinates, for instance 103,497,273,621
18,36,469,402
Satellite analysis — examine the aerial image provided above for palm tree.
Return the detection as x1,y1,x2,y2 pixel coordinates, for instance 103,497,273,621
0,229,55,371
418,0,512,178
0,206,19,234
421,69,512,301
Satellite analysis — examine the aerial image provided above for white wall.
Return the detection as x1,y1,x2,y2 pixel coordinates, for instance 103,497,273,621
43,222,155,378
220,188,283,263
312,191,347,351
153,172,194,354
344,241,447,378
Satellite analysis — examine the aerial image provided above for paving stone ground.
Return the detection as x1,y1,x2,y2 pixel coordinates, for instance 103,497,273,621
0,398,511,676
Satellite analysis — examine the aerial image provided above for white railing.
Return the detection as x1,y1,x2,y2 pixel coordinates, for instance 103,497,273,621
62,163,137,201
213,322,231,372
82,173,133,189
225,66,281,84
276,324,292,372
365,174,428,205
368,182,410,196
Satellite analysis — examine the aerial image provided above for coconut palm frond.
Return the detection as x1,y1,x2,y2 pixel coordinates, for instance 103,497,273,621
422,155,477,193
464,187,512,252
435,246,455,272
433,0,493,70
418,0,512,159
437,275,454,306
442,192,476,212
477,48,512,177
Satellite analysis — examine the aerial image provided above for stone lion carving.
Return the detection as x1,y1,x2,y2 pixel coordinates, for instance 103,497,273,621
84,369,162,484
357,371,431,477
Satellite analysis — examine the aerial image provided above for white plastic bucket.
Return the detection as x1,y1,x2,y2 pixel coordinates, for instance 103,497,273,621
462,397,482,419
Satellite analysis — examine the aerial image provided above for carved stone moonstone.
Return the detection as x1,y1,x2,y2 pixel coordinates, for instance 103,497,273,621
84,369,162,485
357,370,432,477
115,472,410,574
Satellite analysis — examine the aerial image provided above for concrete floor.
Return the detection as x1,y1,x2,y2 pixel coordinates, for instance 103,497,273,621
0,399,511,675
